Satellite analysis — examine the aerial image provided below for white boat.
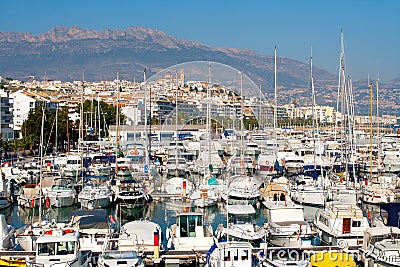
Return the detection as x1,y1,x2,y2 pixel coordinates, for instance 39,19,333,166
167,211,215,251
61,154,84,178
361,226,400,267
46,178,77,208
227,156,255,175
70,209,115,254
15,220,66,252
189,186,219,208
27,228,92,267
206,241,253,267
222,175,261,205
263,201,315,247
97,234,145,267
257,153,276,176
314,202,369,247
165,177,193,196
0,214,14,250
119,219,163,253
78,177,114,209
362,182,395,205
215,204,266,245
116,179,152,209
17,183,44,208
290,175,325,207
0,175,11,210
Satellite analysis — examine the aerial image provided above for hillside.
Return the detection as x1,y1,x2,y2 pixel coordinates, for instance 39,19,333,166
0,26,399,115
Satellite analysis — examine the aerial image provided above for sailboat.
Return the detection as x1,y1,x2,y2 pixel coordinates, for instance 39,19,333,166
290,51,325,207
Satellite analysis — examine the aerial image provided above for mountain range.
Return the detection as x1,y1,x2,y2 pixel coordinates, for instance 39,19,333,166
0,26,399,116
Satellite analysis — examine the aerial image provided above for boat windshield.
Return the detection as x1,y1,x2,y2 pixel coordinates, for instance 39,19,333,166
229,214,253,224
38,241,75,256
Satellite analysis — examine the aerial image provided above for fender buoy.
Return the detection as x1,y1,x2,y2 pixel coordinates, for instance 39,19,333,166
45,197,50,208
44,230,53,235
63,229,75,234
109,215,116,224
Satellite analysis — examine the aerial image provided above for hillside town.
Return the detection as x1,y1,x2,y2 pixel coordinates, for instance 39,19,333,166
0,71,397,144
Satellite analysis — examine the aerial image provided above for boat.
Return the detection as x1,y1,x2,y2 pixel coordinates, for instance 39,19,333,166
46,177,78,208
0,214,14,250
69,209,116,254
289,174,325,207
263,200,316,247
17,183,43,208
222,174,261,205
361,226,400,267
78,175,114,209
309,251,356,267
215,204,266,246
119,219,163,254
26,228,92,267
166,211,216,251
116,179,152,210
164,177,193,196
15,220,67,252
97,233,145,267
189,184,219,208
0,173,11,210
206,241,253,267
314,202,369,247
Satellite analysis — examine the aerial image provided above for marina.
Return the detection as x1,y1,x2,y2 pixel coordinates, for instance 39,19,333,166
0,23,399,267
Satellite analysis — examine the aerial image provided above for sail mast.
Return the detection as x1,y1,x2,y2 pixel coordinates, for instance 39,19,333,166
274,46,278,155
38,106,45,222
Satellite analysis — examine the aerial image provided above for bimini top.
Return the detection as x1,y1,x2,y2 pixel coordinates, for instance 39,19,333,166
227,205,255,215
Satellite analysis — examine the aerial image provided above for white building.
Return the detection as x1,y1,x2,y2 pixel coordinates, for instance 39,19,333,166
0,90,14,140
10,90,37,138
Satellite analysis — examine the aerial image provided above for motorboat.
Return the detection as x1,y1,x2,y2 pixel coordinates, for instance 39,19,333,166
26,227,92,267
46,178,77,208
206,241,253,267
314,202,369,247
215,204,266,246
167,211,215,251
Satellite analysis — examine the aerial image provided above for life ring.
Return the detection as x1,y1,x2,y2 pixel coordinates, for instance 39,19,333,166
1,162,11,167
265,160,269,165
129,150,135,156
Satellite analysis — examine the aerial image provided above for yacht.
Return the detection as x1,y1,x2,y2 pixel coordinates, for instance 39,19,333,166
27,228,92,267
97,234,144,267
17,183,43,208
263,201,315,247
46,178,78,208
120,220,163,254
215,204,266,246
206,241,253,267
167,211,215,251
361,226,400,267
78,177,114,209
314,202,369,247
222,174,261,205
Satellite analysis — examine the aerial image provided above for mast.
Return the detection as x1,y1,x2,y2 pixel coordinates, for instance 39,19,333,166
207,62,212,175
310,49,317,179
369,82,373,181
143,69,149,168
38,106,45,222
274,46,278,155
116,69,120,155
55,103,58,154
240,70,244,175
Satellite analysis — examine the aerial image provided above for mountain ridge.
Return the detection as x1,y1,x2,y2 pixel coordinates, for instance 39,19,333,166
0,26,399,115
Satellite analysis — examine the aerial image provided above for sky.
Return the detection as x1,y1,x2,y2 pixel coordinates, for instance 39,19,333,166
2,0,399,82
